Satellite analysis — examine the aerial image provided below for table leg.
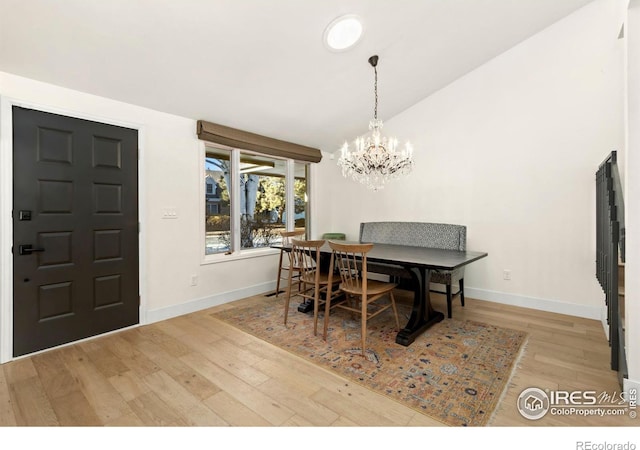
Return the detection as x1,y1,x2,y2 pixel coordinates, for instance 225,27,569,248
297,300,314,313
395,266,445,346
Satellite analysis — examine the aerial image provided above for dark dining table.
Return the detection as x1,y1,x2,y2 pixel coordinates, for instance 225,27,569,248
273,241,488,346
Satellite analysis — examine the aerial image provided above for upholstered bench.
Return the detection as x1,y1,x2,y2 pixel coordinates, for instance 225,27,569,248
359,221,467,319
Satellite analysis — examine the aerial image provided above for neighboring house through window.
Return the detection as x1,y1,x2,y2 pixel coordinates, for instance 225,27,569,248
205,145,308,256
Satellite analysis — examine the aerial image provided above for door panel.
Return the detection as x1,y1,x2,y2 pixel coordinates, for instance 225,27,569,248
12,106,139,357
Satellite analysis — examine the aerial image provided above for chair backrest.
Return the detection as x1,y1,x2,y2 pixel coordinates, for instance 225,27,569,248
322,232,346,240
328,241,374,292
359,221,466,251
281,230,305,246
291,239,325,279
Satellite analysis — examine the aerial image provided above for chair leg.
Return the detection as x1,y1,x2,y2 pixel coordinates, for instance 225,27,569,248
275,251,284,297
323,288,331,341
446,283,453,319
459,279,465,307
361,295,367,357
284,263,294,325
313,282,321,336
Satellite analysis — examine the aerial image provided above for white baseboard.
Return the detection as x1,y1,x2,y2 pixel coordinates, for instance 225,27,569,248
146,283,602,327
465,287,601,320
623,378,640,392
145,281,276,324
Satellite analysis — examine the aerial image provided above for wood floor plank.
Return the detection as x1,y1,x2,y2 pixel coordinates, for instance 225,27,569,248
184,337,270,387
406,411,443,426
136,324,192,358
256,377,340,426
203,391,271,426
8,377,59,426
108,371,152,403
202,336,265,367
180,351,295,425
173,367,223,401
123,325,216,399
141,370,228,426
330,415,360,426
104,333,162,377
524,339,586,360
85,345,131,379
104,411,147,426
253,358,326,398
0,365,17,426
534,351,612,374
317,378,417,426
309,387,401,426
49,389,102,426
282,414,317,426
31,350,80,400
58,345,134,424
198,313,255,346
3,357,38,382
127,391,187,426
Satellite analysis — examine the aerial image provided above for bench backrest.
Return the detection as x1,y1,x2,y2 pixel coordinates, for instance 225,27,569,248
359,221,466,251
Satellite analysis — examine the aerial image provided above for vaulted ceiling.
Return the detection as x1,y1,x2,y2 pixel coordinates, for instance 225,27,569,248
0,0,595,153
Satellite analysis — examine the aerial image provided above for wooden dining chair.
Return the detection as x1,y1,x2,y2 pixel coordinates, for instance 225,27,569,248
323,241,400,356
284,239,340,336
275,229,306,297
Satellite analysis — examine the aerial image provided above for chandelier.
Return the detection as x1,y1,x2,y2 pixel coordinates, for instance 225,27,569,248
338,55,414,191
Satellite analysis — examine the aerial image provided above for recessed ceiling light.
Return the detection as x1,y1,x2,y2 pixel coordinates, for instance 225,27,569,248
323,15,363,52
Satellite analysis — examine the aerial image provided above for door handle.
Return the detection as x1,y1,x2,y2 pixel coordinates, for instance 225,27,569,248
18,245,45,255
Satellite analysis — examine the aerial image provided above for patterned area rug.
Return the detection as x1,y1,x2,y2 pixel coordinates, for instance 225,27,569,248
211,294,527,426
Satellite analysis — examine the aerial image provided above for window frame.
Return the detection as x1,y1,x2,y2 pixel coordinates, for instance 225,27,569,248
200,141,310,265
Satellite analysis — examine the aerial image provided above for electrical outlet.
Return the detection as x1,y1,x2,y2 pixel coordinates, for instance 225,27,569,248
503,270,511,281
190,274,198,286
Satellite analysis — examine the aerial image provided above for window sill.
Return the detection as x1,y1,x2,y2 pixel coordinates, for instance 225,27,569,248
201,247,280,265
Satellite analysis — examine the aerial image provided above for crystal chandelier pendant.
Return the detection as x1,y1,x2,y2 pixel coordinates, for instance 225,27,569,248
338,55,414,191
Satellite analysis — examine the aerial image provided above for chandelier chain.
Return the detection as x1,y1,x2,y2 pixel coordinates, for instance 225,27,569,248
373,65,378,120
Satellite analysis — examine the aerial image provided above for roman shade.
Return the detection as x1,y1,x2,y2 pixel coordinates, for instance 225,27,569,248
197,120,322,163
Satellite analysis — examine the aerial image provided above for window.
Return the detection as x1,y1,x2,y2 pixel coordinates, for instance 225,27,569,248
205,145,309,256
293,161,308,231
205,148,231,254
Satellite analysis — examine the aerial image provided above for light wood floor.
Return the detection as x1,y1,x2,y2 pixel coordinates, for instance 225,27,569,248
0,290,636,427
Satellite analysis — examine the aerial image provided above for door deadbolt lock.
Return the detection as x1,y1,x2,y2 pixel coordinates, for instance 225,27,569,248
18,245,45,255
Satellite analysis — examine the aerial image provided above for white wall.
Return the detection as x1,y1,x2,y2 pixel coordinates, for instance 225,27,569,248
316,0,625,320
0,72,281,353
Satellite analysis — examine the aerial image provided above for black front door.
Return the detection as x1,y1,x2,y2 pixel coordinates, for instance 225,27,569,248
12,106,139,357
